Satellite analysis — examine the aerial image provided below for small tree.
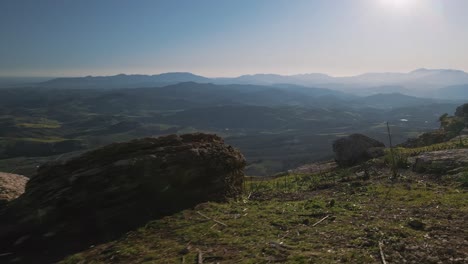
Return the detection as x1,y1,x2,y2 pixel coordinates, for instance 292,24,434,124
386,122,398,179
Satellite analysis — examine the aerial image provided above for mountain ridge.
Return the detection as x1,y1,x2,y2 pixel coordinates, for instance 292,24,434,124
29,68,468,98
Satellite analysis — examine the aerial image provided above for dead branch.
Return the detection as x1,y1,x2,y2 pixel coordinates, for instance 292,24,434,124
378,241,387,264
197,250,203,264
196,211,228,227
312,215,330,227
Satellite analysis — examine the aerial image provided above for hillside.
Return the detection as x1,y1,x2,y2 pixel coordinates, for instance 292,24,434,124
0,84,460,176
351,93,439,109
59,136,468,263
1,105,467,263
437,85,468,100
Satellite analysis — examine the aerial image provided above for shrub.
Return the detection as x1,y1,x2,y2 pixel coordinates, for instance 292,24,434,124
384,148,409,170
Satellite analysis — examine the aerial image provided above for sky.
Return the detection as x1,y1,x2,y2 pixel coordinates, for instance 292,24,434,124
1,0,468,77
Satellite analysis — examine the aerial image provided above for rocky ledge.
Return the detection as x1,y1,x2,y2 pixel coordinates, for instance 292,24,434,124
411,149,468,174
0,133,245,263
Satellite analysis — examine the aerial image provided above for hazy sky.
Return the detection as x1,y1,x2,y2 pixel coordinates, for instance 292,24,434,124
1,0,468,77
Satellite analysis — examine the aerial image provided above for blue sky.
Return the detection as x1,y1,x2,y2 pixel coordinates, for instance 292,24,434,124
1,0,468,77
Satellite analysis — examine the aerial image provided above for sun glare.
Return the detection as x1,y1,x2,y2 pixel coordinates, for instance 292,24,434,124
380,0,419,10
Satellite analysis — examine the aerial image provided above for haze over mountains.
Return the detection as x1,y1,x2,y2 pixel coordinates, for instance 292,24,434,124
0,78,462,176
29,68,468,99
0,69,466,176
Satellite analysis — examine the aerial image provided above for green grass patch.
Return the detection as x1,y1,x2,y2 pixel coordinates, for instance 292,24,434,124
61,176,468,263
397,136,468,156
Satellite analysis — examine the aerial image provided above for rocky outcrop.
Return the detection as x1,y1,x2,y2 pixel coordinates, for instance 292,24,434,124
454,103,468,118
410,149,468,174
398,130,447,148
0,133,245,263
332,134,385,166
0,172,28,206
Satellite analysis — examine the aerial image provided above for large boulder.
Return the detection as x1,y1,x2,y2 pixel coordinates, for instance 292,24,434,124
0,133,245,263
410,149,468,174
332,134,385,166
0,172,28,207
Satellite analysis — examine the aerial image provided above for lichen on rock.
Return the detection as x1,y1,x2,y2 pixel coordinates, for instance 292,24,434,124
0,172,28,206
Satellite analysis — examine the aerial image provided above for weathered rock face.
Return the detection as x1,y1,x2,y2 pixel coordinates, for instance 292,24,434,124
410,149,468,174
332,134,385,166
0,172,28,206
0,133,245,263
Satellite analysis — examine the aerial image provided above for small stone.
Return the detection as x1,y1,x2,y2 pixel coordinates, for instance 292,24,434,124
179,248,190,255
408,219,425,230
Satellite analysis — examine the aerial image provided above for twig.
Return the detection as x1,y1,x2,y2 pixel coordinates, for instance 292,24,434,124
197,250,203,264
378,241,387,264
196,211,228,227
312,215,330,227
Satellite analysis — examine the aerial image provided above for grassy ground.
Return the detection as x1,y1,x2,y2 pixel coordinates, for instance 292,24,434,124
61,163,468,263
15,118,62,129
396,135,468,156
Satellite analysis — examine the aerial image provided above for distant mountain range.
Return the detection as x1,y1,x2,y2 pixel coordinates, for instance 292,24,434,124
38,72,211,89
2,68,467,99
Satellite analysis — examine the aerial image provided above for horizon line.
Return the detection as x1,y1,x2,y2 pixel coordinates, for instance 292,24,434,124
1,67,467,80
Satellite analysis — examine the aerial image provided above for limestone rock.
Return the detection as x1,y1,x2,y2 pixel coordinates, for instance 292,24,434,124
332,134,385,166
410,149,468,174
0,172,28,206
0,133,245,263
